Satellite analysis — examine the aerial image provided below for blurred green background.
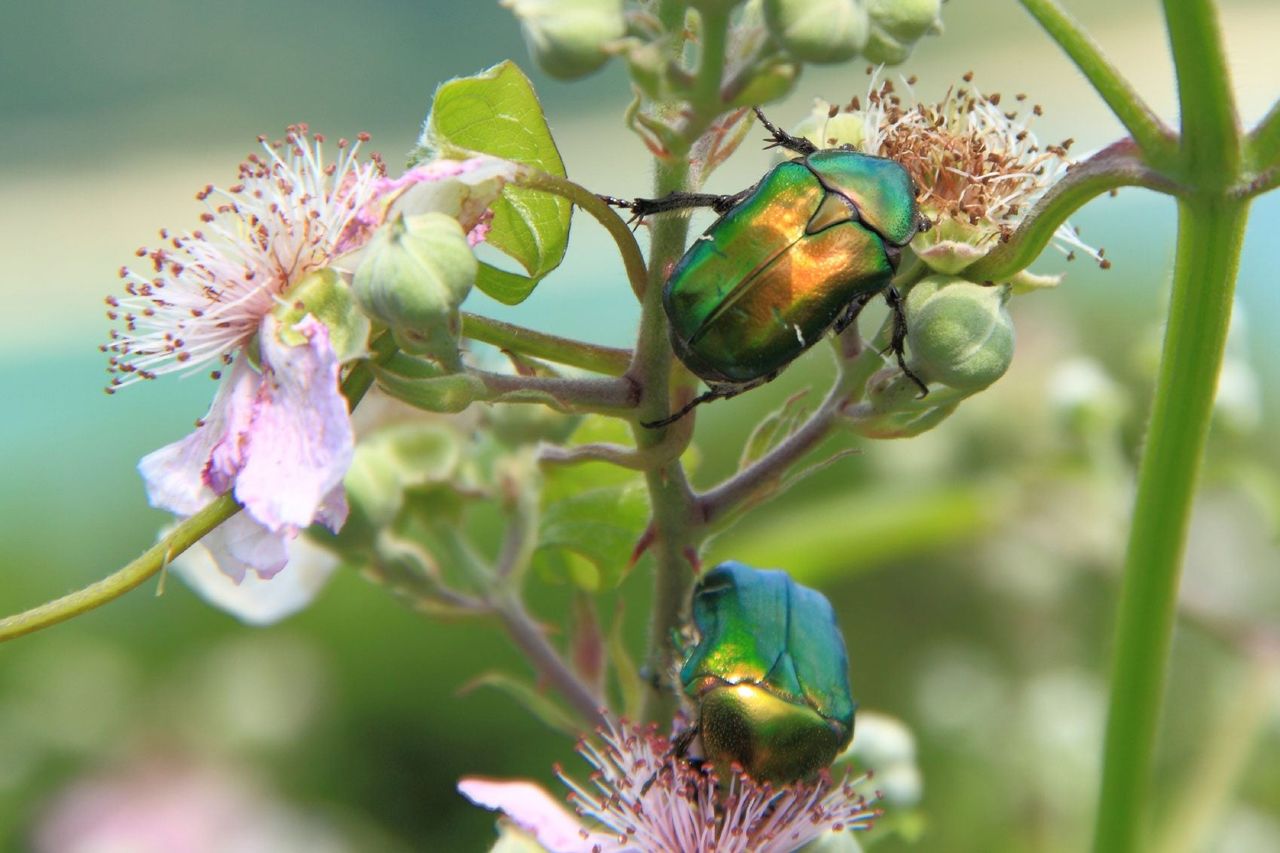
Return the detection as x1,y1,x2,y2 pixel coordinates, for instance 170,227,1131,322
1,1,1278,850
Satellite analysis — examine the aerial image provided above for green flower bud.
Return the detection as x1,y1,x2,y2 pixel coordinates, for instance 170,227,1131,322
726,60,801,109
503,0,625,80
353,212,477,363
868,0,942,42
763,0,870,64
906,276,1015,391
861,26,910,64
273,268,370,363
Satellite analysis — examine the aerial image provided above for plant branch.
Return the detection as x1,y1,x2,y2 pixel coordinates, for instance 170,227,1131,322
1019,0,1178,168
492,592,607,728
462,313,632,376
1163,0,1241,183
470,370,639,411
963,138,1181,282
0,494,240,642
1092,197,1250,853
1248,98,1280,169
516,169,650,301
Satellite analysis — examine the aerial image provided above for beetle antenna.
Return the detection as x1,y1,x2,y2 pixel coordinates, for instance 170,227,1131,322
752,107,818,156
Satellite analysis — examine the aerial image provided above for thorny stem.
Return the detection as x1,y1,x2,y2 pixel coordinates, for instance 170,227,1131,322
461,313,632,376
1018,0,1178,169
0,345,393,643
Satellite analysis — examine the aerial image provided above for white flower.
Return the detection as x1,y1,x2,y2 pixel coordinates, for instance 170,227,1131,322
799,72,1105,287
105,126,383,388
460,716,880,853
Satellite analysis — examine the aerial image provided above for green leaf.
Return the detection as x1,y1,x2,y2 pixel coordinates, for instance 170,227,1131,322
535,485,649,590
420,60,571,304
738,390,813,470
460,672,582,736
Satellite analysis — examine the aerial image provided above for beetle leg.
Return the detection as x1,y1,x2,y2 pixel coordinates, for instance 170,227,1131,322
882,286,929,397
640,724,704,795
752,107,818,156
641,387,725,429
604,190,750,223
833,293,875,335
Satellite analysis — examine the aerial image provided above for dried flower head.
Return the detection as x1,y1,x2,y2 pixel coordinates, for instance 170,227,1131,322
103,125,385,391
461,716,879,853
799,71,1103,285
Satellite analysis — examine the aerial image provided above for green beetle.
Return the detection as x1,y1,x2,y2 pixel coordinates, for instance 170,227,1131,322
610,109,929,427
676,561,856,784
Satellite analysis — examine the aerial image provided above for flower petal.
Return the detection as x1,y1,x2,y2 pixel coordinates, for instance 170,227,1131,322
200,514,290,583
138,358,258,516
173,528,338,624
458,778,604,853
232,315,354,534
382,155,519,233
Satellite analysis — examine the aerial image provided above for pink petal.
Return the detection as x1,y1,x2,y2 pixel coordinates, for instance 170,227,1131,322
232,315,354,534
458,778,603,853
200,513,290,582
138,358,259,516
174,531,338,624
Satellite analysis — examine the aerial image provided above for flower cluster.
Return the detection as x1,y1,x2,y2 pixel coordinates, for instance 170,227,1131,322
460,717,879,853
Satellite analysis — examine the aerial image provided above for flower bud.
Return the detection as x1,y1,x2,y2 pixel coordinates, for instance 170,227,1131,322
273,268,370,363
868,0,943,42
503,0,625,80
906,276,1015,391
487,403,581,448
763,0,870,64
353,212,477,362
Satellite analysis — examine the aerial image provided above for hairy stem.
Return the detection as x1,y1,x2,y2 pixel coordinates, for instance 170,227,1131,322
462,313,632,376
493,592,606,727
1092,196,1249,853
517,169,649,301
1018,0,1177,168
1163,0,1240,183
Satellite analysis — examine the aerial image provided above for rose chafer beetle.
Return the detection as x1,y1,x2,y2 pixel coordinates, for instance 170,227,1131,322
610,109,930,427
675,561,856,784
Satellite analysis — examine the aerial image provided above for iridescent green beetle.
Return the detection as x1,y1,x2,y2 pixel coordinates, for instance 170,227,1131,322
610,109,930,427
676,561,856,784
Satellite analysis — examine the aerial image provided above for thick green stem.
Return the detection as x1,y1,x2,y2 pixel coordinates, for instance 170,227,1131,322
1018,0,1178,169
1092,197,1249,853
461,313,632,376
1163,0,1240,183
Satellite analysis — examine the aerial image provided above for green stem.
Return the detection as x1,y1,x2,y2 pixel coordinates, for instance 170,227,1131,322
634,157,700,723
461,313,632,376
0,494,240,642
964,138,1181,282
1247,98,1280,168
1019,0,1178,169
0,349,390,643
1163,0,1240,183
1092,196,1249,853
516,169,649,301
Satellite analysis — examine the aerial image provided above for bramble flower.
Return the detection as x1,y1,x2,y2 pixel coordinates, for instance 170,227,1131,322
107,126,516,601
105,126,383,389
460,716,879,853
796,72,1104,288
